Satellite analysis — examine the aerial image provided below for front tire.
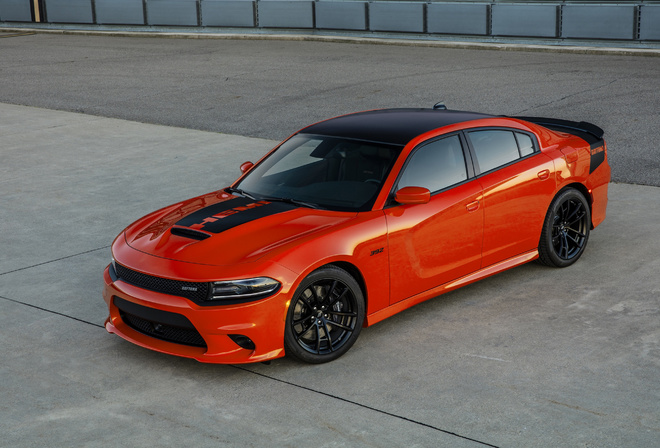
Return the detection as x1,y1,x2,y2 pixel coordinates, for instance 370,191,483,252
284,266,364,363
538,188,591,267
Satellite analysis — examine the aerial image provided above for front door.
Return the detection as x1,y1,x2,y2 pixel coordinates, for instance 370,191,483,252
384,134,484,304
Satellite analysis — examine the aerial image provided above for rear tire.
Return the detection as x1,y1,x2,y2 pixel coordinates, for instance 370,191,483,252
538,188,591,268
284,266,364,364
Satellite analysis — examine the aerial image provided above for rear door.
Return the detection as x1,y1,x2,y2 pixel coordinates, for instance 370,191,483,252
465,129,556,268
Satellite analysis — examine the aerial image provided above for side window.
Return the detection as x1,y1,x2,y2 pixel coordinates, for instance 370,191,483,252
468,130,520,173
515,132,535,157
397,135,467,193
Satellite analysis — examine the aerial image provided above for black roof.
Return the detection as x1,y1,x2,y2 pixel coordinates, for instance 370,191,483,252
300,108,493,146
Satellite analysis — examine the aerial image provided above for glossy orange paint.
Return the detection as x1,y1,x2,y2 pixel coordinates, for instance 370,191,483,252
385,179,483,304
103,112,610,364
394,186,431,204
477,153,556,267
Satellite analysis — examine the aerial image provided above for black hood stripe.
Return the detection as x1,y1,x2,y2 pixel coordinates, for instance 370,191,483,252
174,197,297,234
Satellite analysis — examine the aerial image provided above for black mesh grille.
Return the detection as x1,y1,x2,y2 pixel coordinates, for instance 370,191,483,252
114,297,207,348
114,263,209,302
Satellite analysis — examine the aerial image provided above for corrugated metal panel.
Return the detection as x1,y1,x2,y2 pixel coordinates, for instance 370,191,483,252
147,0,199,26
0,0,33,22
640,5,660,41
202,0,255,27
258,1,314,29
96,0,145,25
315,2,367,31
427,3,488,36
44,0,94,24
492,4,557,38
369,2,424,33
562,5,635,40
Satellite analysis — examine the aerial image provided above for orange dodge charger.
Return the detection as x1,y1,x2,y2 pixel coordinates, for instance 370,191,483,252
103,107,610,364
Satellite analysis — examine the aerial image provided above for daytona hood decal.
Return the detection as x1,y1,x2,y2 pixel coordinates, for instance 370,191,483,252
174,197,297,234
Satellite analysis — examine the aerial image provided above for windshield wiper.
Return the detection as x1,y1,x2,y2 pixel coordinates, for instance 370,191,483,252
226,187,257,200
259,196,322,210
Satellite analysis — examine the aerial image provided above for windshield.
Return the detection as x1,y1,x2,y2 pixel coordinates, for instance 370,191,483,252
236,134,403,212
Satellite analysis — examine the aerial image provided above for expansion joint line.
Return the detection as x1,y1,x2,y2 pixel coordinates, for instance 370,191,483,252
233,365,501,448
0,295,104,328
0,246,111,276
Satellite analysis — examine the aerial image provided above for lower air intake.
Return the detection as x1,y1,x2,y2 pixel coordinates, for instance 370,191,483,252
114,296,207,348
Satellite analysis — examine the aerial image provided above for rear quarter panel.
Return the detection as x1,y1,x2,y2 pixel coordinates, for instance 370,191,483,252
537,126,610,229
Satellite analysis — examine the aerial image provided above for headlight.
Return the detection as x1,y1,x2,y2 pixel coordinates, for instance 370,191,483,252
109,257,118,281
208,277,280,301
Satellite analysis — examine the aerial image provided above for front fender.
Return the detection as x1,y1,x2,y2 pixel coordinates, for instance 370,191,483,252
272,211,390,318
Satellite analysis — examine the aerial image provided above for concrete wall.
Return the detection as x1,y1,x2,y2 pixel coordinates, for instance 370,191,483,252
3,1,660,42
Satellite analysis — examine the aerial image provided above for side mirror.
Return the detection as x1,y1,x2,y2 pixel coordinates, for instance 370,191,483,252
240,161,254,174
395,186,430,205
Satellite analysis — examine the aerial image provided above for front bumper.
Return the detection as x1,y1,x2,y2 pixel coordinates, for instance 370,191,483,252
102,265,292,364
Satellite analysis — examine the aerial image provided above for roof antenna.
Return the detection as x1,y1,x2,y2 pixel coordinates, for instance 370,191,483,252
433,102,447,110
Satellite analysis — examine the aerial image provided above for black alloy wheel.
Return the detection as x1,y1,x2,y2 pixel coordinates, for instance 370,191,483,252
539,188,591,268
284,266,364,363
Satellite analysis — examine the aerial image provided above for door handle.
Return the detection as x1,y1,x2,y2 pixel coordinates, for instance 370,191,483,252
537,169,550,180
466,200,480,212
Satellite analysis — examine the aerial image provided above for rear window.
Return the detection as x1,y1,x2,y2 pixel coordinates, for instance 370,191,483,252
467,130,537,173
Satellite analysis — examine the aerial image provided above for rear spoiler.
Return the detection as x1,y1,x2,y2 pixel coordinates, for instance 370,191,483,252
510,116,604,146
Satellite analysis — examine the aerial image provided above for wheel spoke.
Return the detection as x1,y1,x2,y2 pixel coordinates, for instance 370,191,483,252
559,233,569,258
310,285,323,304
565,227,585,238
565,202,582,222
328,321,353,332
327,311,357,318
314,325,322,354
327,286,348,308
298,293,313,311
293,316,311,326
566,232,581,245
322,322,334,352
326,280,338,303
567,211,586,227
295,323,313,340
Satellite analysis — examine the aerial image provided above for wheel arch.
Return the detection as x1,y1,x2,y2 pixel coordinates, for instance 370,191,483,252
558,182,594,229
323,261,368,315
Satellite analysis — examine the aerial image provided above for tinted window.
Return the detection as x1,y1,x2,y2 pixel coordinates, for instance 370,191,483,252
515,132,535,157
236,134,402,212
397,135,467,193
263,138,325,175
468,130,520,173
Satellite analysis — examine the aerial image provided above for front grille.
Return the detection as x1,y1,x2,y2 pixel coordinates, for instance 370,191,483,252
114,296,207,348
114,263,209,302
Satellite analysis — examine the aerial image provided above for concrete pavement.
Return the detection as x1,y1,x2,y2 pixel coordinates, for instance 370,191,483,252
1,102,659,447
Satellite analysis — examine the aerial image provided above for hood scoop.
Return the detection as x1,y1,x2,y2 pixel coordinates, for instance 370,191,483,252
170,226,211,241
